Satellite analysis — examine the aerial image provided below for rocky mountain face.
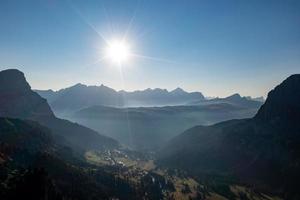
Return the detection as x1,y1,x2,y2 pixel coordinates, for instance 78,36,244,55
158,74,300,199
0,69,54,119
255,74,300,126
0,69,118,151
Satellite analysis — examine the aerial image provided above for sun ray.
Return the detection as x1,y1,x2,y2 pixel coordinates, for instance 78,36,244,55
122,0,141,43
102,4,116,38
67,1,109,45
130,53,177,64
116,63,134,147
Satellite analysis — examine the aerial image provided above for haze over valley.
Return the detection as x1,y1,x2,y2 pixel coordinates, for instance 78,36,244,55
36,84,263,150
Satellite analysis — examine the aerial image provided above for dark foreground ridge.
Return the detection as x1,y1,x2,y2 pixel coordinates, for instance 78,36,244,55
158,74,300,199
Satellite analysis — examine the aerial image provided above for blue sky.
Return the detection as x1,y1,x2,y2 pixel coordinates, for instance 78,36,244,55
0,0,299,97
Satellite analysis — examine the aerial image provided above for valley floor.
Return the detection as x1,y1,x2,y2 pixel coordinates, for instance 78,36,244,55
85,149,282,200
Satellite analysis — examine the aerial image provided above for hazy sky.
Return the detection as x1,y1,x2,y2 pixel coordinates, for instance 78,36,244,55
0,0,299,97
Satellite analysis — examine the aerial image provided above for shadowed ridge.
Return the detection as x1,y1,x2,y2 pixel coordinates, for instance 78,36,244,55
0,69,31,92
0,69,54,119
255,74,300,125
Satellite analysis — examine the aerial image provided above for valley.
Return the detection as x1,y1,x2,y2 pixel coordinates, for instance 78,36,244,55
84,148,283,200
50,98,261,150
0,69,298,200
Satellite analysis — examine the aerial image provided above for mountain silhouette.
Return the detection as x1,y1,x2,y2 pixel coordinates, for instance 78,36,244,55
0,69,54,119
255,74,300,125
158,74,300,199
36,84,205,112
0,69,118,151
189,93,263,109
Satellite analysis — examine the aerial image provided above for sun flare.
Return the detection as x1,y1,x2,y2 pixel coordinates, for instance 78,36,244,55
106,40,130,64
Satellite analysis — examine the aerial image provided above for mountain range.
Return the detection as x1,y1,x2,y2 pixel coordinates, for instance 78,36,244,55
35,84,205,112
36,83,263,117
35,82,263,151
158,74,300,199
188,93,263,109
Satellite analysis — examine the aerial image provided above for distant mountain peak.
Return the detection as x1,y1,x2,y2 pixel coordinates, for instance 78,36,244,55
253,96,265,102
171,87,186,94
72,83,86,88
224,93,242,101
154,88,168,92
227,93,241,98
245,96,265,102
45,89,54,92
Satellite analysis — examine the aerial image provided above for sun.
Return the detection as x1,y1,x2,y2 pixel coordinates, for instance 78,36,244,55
105,40,130,64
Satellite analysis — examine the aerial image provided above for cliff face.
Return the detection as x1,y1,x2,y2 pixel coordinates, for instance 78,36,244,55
255,74,300,126
0,69,54,119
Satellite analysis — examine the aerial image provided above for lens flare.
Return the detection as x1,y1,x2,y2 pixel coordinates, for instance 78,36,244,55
106,40,130,64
